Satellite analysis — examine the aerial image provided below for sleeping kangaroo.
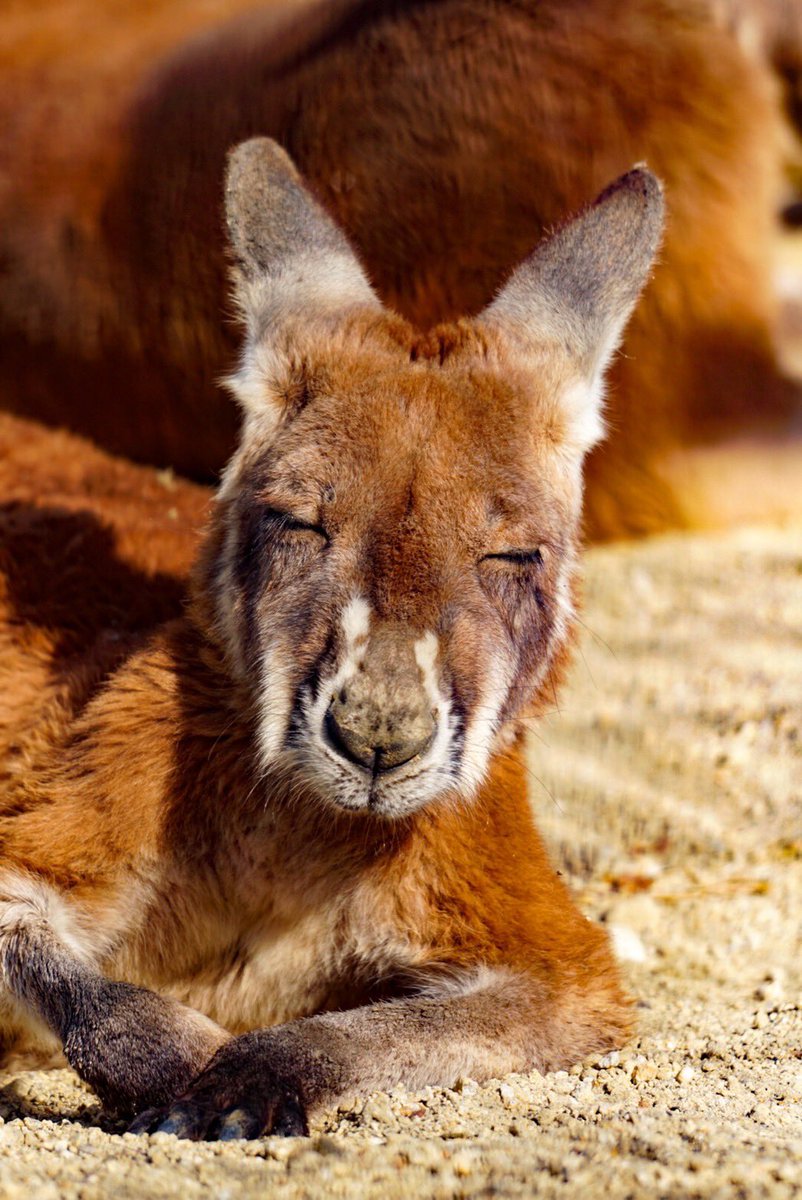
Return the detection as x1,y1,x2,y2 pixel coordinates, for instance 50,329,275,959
0,140,663,1140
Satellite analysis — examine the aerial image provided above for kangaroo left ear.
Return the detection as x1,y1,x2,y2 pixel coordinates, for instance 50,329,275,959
481,167,664,452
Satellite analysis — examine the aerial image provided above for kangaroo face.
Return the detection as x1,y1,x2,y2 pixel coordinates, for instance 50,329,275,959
210,324,581,816
200,140,663,818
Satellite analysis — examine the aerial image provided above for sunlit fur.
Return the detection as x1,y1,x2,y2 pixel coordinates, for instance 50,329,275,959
183,141,663,822
194,312,594,819
0,151,662,1120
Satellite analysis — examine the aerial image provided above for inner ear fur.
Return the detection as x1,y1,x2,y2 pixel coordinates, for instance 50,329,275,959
223,138,380,413
481,167,665,452
225,138,379,330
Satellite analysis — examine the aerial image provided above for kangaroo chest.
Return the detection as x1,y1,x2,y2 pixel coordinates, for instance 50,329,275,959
117,834,426,1034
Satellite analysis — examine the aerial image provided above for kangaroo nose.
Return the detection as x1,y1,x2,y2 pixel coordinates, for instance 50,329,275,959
324,690,436,773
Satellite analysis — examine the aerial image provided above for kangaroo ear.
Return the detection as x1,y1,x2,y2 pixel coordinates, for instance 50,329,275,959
482,168,664,452
223,138,379,405
223,138,380,415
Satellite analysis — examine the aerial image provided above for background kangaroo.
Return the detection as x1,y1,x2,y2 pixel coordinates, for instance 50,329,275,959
0,142,663,1138
1,0,801,537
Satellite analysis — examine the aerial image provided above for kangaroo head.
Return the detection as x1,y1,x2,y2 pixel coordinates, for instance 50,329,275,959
197,138,663,819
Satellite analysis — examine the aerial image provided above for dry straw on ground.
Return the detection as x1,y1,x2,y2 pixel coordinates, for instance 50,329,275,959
0,521,799,1198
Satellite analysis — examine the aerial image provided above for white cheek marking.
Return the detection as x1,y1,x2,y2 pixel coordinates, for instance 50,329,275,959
413,631,439,682
409,630,454,793
323,596,372,701
256,645,296,769
458,651,514,795
456,552,579,795
459,555,577,793
340,596,371,652
290,595,373,772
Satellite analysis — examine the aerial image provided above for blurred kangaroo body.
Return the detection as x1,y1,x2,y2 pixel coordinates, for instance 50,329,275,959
1,0,800,537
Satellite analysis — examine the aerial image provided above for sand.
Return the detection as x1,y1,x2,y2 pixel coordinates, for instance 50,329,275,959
0,520,799,1198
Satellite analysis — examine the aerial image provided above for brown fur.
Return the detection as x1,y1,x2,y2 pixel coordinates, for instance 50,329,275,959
0,141,662,1134
0,414,626,1122
1,0,800,536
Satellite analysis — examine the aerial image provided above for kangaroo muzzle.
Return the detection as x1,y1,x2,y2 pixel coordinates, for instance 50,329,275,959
324,625,436,774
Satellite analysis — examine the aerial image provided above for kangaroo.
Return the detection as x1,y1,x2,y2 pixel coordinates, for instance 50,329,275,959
0,141,663,1139
1,0,800,537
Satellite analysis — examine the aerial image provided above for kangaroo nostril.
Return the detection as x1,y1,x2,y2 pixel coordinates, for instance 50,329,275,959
324,700,436,774
373,719,435,773
324,705,368,768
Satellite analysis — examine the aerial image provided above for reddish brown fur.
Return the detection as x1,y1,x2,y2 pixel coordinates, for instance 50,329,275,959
0,138,652,1113
0,417,208,782
1,0,800,536
0,121,669,1129
0,406,625,1082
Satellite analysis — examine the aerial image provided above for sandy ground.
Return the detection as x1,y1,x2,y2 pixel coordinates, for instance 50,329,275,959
0,520,799,1198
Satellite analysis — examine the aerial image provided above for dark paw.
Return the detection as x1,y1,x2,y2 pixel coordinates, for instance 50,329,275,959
127,1031,313,1141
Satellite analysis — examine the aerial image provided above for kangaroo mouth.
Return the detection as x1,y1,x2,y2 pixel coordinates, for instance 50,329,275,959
281,690,460,820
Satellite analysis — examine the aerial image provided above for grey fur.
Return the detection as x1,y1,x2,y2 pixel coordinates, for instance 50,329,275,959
130,971,551,1141
224,139,350,280
224,138,378,333
2,923,225,1112
485,168,665,376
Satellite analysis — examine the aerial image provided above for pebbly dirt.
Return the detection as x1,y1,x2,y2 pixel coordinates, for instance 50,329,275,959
0,520,799,1199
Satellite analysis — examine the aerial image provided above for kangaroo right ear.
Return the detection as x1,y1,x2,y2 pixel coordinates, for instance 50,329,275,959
482,168,664,453
223,138,379,411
